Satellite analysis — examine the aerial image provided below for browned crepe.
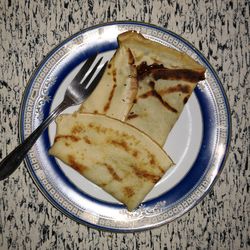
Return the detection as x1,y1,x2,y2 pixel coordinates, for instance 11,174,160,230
78,31,205,146
119,31,206,146
49,113,173,211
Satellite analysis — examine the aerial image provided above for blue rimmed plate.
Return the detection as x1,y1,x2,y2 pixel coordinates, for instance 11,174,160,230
19,21,231,232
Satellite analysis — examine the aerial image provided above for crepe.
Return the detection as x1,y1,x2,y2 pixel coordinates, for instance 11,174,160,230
78,45,137,121
119,31,206,146
79,31,206,146
49,113,173,211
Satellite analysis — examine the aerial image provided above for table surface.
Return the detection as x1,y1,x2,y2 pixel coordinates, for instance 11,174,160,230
0,0,249,249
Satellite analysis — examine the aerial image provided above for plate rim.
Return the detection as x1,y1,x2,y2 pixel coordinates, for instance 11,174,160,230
18,20,232,232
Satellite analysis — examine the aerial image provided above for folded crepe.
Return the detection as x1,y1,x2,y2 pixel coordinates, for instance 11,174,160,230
49,113,173,211
79,31,206,146
120,31,206,146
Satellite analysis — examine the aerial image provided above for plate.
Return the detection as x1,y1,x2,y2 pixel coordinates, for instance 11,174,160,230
19,21,231,232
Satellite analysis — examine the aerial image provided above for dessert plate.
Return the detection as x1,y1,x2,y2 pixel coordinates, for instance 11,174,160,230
19,21,231,232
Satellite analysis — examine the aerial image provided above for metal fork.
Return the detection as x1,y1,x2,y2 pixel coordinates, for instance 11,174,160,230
0,54,108,180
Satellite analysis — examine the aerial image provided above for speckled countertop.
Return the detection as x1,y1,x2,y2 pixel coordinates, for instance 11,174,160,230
0,0,249,249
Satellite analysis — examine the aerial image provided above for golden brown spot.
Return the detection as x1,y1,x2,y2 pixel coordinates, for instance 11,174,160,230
100,182,107,187
158,165,165,174
55,135,80,142
149,154,156,165
132,165,160,183
68,155,88,172
139,81,178,113
64,142,70,147
103,84,117,112
88,123,102,132
140,91,152,98
132,150,139,158
112,69,117,82
104,163,122,181
127,48,135,65
110,139,129,151
146,150,165,174
88,123,94,128
89,123,107,134
71,125,83,134
123,187,135,198
93,110,98,114
83,136,91,144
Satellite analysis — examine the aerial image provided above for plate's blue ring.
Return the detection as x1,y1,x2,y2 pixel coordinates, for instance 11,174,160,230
19,21,231,232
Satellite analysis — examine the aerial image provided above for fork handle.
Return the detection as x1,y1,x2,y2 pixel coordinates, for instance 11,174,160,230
0,101,68,181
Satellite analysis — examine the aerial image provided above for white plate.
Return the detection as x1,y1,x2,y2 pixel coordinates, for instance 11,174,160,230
20,21,231,231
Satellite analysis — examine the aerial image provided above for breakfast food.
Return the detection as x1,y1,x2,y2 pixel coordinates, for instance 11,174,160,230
50,31,206,211
120,32,206,145
49,113,173,211
78,44,137,121
79,31,206,145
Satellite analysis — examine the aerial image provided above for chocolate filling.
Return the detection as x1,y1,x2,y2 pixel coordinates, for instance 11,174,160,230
137,61,205,82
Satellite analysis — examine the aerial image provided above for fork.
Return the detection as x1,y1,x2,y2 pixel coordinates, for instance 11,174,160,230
0,54,108,180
